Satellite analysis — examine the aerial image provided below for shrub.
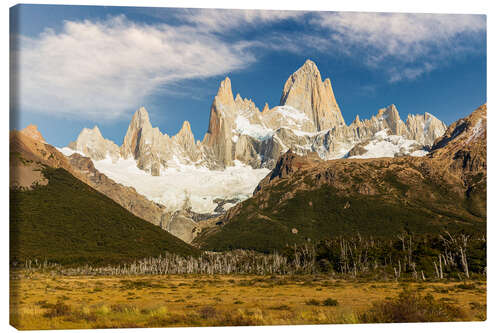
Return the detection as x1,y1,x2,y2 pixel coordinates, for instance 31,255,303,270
43,300,72,318
269,305,291,311
359,289,467,323
457,283,476,290
323,298,339,306
110,304,137,313
198,306,217,319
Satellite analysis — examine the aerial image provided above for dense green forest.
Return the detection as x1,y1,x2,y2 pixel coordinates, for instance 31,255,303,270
10,166,200,266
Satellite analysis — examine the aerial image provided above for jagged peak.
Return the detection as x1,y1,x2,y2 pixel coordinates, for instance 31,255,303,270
177,120,193,136
280,60,345,130
20,124,46,143
80,125,102,137
377,104,400,120
131,106,152,128
235,93,243,103
285,59,322,83
216,77,233,97
23,124,39,132
424,112,440,120
137,106,149,117
211,77,235,110
300,59,320,74
181,120,191,130
262,102,270,114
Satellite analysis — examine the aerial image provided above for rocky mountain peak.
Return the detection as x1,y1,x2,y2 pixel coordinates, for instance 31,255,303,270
214,77,235,106
300,59,321,75
254,149,323,194
353,115,361,125
377,104,400,120
90,125,102,135
431,104,486,154
68,125,120,161
121,107,155,159
280,60,345,131
20,124,45,143
73,125,103,144
133,106,153,129
262,103,270,114
179,120,192,133
405,111,447,147
174,120,196,148
373,104,409,138
235,93,243,103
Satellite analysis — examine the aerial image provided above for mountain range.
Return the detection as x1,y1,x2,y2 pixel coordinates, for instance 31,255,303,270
10,60,486,255
67,60,446,174
55,60,452,242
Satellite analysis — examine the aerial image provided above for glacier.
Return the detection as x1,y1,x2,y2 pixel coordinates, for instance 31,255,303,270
92,157,269,214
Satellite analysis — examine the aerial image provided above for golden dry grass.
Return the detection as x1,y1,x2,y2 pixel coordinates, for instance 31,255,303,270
10,272,486,329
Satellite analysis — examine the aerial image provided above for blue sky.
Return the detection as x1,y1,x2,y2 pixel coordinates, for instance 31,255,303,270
10,4,486,147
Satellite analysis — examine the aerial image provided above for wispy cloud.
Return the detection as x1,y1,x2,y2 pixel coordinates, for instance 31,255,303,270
13,15,261,120
311,12,486,82
175,8,304,32
13,10,485,120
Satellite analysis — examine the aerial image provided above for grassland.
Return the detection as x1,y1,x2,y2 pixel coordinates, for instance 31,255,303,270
10,272,486,329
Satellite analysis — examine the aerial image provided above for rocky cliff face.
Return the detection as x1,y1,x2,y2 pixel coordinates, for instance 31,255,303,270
68,126,120,162
279,59,345,131
406,112,447,146
428,104,487,216
120,106,167,175
429,104,486,173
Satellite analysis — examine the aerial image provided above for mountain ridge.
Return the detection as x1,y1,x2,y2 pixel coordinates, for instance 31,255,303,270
66,60,447,175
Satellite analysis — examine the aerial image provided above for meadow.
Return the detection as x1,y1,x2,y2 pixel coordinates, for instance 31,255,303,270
10,272,486,329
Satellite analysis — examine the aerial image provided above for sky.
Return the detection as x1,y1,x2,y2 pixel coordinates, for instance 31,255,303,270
10,4,486,147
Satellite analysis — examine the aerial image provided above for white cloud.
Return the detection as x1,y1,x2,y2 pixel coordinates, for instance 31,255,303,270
312,12,486,81
176,8,304,32
13,15,259,119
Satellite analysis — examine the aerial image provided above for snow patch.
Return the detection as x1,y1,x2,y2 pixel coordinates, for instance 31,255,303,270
270,106,314,131
222,202,237,210
275,105,309,122
467,119,484,143
57,147,84,157
409,150,428,157
234,115,274,141
349,131,428,159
